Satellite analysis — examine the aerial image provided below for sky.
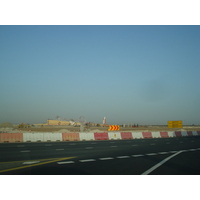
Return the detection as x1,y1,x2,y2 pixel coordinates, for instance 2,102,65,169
1,25,200,125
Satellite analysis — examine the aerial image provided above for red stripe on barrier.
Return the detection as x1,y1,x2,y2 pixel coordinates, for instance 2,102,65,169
160,132,169,138
187,131,193,136
120,132,133,139
142,132,152,138
197,131,200,135
62,133,80,141
175,131,182,137
94,132,109,140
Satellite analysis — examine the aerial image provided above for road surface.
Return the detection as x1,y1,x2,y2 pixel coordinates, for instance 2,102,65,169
1,136,200,174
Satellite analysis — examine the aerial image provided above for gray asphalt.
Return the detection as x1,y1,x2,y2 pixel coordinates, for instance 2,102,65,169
1,136,200,174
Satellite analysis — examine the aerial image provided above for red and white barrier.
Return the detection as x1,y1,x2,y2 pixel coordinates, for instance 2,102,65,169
1,131,200,143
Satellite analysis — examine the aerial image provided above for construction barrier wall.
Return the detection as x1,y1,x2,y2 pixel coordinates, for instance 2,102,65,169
79,133,95,141
1,131,200,143
62,133,80,141
0,133,23,143
120,132,133,139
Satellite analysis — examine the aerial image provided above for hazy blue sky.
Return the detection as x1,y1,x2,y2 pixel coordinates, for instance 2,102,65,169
1,25,200,125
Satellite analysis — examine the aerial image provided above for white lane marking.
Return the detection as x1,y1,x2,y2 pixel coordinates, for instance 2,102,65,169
146,153,157,156
179,141,183,143
20,150,30,153
158,152,168,154
23,161,40,164
85,147,93,149
191,141,194,142
110,142,115,143
181,150,188,152
126,141,131,143
91,143,96,144
111,146,117,148
166,143,170,144
56,149,64,151
45,144,52,146
141,151,183,175
70,143,76,145
150,143,155,145
116,156,130,159
197,148,200,150
99,157,114,160
132,154,144,157
132,145,138,146
79,159,96,162
17,145,25,147
57,161,75,164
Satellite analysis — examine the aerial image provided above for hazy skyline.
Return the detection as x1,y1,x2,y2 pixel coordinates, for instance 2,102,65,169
1,25,200,125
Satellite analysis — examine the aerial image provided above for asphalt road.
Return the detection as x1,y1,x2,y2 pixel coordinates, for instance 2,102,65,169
1,136,200,175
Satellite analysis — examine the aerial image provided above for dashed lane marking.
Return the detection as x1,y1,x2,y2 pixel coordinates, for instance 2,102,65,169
85,147,93,149
23,161,40,164
56,149,64,151
111,146,117,148
17,145,25,147
132,154,144,157
158,152,169,154
79,159,96,162
57,161,75,164
150,143,155,145
20,150,30,153
99,157,114,160
70,143,76,145
132,144,138,146
116,156,130,159
146,153,157,156
169,151,178,153
189,149,197,151
45,144,52,146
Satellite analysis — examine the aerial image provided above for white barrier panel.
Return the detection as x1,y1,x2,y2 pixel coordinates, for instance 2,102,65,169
108,132,121,140
79,132,95,141
23,132,44,142
152,132,161,138
193,131,198,136
181,131,188,136
168,131,175,137
43,132,62,142
132,132,143,139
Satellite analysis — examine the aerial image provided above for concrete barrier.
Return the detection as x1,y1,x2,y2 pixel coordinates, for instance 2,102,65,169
79,133,95,141
142,132,152,138
0,133,23,143
132,132,143,139
108,132,121,140
23,132,44,142
94,132,109,140
62,133,80,141
152,132,161,138
121,132,133,139
160,132,169,138
43,132,62,142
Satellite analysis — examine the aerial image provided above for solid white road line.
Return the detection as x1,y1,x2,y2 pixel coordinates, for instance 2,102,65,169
141,151,182,175
20,150,30,153
23,161,40,164
57,161,75,164
79,159,96,162
56,149,64,151
116,156,130,159
189,149,197,151
170,151,178,153
99,157,114,160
